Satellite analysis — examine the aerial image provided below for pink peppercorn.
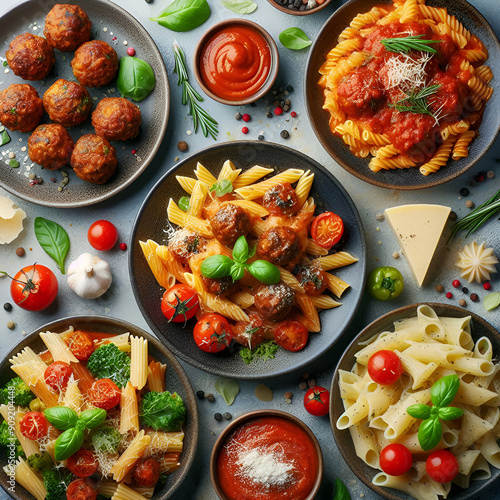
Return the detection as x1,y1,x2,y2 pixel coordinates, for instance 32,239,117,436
119,243,127,251
242,114,250,122
452,279,460,288
446,292,453,299
242,127,249,134
483,282,491,290
470,293,479,302
274,107,283,116
127,47,136,56
290,111,297,118
477,173,485,182
132,149,137,155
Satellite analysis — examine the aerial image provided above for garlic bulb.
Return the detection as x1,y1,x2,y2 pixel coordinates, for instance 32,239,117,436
455,241,498,283
67,253,112,299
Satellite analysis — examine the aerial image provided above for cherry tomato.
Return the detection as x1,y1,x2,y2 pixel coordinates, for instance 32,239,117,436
304,386,330,417
66,479,98,500
10,263,58,311
68,331,95,361
87,220,118,251
426,450,459,483
132,457,161,487
19,411,48,441
274,320,309,352
193,313,233,353
44,361,73,391
88,378,121,410
380,444,413,476
67,448,99,478
311,212,344,249
368,350,403,385
161,284,199,324
296,266,327,296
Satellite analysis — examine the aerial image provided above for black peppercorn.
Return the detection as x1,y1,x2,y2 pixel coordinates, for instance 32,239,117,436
280,130,290,139
3,303,12,312
214,412,223,421
196,390,205,400
223,412,232,420
206,393,215,402
258,134,265,141
462,287,469,294
460,187,469,197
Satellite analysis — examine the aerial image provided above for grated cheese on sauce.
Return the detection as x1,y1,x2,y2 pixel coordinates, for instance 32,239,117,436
384,52,432,94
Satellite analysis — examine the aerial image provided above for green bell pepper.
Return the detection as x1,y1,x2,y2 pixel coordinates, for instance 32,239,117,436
367,266,404,300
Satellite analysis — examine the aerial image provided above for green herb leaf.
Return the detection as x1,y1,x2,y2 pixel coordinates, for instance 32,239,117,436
333,478,351,500
437,406,464,421
0,130,11,147
200,255,234,279
418,415,442,451
178,196,190,211
407,404,431,420
117,56,156,102
44,406,78,431
279,28,312,50
239,340,279,364
247,260,281,284
54,427,84,461
431,374,460,408
381,34,441,54
221,0,257,14
9,159,19,168
230,263,245,282
210,179,233,197
248,244,257,259
215,377,240,405
389,84,441,118
233,235,249,263
79,408,107,429
34,217,70,274
150,0,211,32
484,292,500,311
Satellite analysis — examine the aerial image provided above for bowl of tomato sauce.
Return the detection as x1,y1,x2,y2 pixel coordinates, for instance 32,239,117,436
194,19,279,106
211,409,323,500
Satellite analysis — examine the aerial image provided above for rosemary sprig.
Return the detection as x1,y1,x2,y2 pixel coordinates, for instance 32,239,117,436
389,84,441,116
381,34,441,54
449,189,500,241
172,41,218,140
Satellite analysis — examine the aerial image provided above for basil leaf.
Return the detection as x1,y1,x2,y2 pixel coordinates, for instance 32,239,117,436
484,292,500,311
230,263,245,282
80,408,107,429
34,217,70,274
221,0,257,14
248,244,257,259
418,416,442,451
333,478,351,500
279,28,312,51
210,179,233,197
150,0,211,32
117,56,156,102
247,260,281,285
215,377,240,405
200,255,234,278
437,406,464,421
232,235,249,263
0,129,10,146
431,374,460,408
54,427,84,461
178,196,190,211
407,404,431,420
44,406,78,431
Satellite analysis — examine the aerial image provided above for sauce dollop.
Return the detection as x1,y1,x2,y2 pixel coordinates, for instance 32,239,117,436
216,416,319,500
200,25,271,101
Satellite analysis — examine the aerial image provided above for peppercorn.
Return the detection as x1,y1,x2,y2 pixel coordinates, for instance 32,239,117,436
234,112,242,121
177,141,188,152
307,378,316,388
3,303,12,312
280,130,290,139
214,413,222,421
286,85,294,92
196,390,205,400
258,134,265,141
461,287,468,294
242,113,251,122
470,293,479,302
15,247,25,257
465,200,474,208
483,282,492,290
459,299,467,307
119,243,127,251
435,284,444,293
241,127,249,134
266,111,273,118
223,412,232,420
284,391,293,400
449,211,457,221
298,381,307,390
274,107,283,116
127,47,136,56
452,279,460,288
446,292,453,299
290,111,297,118
283,104,290,112
476,173,485,182
460,187,469,197
302,372,310,380
392,252,399,259
7,321,15,330
487,170,495,179
205,393,215,402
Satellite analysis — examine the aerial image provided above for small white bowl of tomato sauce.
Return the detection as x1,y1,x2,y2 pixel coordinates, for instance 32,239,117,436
210,409,323,500
193,19,279,106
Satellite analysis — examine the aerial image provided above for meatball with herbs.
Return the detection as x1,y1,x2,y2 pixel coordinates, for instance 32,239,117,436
5,33,55,81
210,204,250,247
257,226,300,267
254,283,295,321
43,79,92,127
71,40,119,87
71,134,117,184
44,3,92,52
28,124,74,170
0,84,43,132
91,97,141,141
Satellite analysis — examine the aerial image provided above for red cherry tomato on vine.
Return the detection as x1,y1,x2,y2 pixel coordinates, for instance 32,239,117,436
193,313,233,353
380,444,413,476
368,350,403,385
68,331,94,361
274,320,309,352
311,212,344,249
303,386,330,416
67,448,99,478
66,479,98,500
426,450,459,483
19,411,48,440
9,263,58,311
87,220,118,251
88,378,121,410
44,361,73,391
161,284,199,324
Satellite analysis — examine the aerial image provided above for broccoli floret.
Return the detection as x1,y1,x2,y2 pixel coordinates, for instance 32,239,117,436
0,377,35,407
0,421,24,460
43,468,73,500
91,426,122,454
140,391,186,431
87,343,131,388
27,452,53,472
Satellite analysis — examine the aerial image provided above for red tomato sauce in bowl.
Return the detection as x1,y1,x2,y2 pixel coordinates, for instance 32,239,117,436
214,414,321,500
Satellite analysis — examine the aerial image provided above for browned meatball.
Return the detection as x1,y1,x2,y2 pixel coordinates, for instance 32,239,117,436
71,40,118,87
91,97,141,141
44,4,92,52
5,33,55,81
0,84,43,132
254,283,295,321
210,204,250,247
168,230,207,265
43,79,92,127
257,226,300,266
71,134,117,184
201,276,238,296
28,124,74,170
262,182,300,216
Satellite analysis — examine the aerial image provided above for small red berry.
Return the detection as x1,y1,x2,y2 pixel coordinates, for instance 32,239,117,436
127,47,136,56
242,114,250,122
290,111,297,118
241,127,249,134
483,282,491,290
132,149,137,155
470,293,479,302
476,173,485,182
119,243,127,251
452,279,460,288
274,107,283,116
446,292,453,299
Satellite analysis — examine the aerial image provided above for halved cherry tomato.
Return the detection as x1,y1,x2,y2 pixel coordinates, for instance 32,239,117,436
87,220,118,251
67,448,99,478
132,457,161,487
311,212,344,249
88,378,121,410
161,284,199,324
304,386,330,417
426,450,459,483
193,313,233,353
44,361,73,391
368,350,403,385
68,331,94,361
19,411,48,440
66,479,98,500
380,444,413,476
274,320,309,352
9,263,58,311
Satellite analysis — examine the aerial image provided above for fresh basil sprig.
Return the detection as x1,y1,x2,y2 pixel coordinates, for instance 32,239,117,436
407,375,463,451
279,28,312,51
333,478,351,500
34,217,70,274
210,179,233,197
117,56,156,102
150,0,210,32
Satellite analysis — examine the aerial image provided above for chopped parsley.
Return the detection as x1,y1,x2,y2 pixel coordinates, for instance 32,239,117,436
239,341,279,365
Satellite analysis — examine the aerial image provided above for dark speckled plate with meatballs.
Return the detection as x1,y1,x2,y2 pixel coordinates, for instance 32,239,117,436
130,141,367,379
0,0,168,208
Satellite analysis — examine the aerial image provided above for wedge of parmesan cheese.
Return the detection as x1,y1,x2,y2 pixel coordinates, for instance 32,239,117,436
0,195,26,244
